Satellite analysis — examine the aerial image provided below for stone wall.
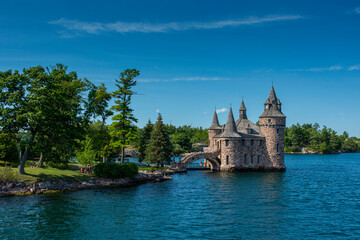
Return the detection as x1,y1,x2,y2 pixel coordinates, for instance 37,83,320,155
219,138,271,171
259,117,286,170
208,129,222,151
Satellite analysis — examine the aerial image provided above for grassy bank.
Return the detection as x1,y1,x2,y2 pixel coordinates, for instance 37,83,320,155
0,167,92,183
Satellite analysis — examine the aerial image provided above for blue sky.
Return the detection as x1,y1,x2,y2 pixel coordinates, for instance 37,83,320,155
1,0,360,137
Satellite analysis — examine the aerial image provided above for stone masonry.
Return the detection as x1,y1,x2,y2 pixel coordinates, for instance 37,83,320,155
177,85,286,172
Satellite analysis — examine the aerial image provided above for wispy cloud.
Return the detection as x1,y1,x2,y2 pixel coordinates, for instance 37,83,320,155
138,76,230,83
287,65,343,72
49,15,303,36
348,64,360,71
216,108,228,114
287,64,360,72
354,7,360,14
156,109,160,113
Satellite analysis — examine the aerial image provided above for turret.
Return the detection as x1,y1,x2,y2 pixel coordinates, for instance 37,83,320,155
208,110,222,150
259,85,286,171
239,100,247,120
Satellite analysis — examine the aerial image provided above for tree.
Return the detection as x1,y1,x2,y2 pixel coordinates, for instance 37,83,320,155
85,83,113,126
171,132,192,155
145,114,173,167
76,136,96,166
0,132,19,166
137,120,153,163
110,69,139,163
0,65,88,174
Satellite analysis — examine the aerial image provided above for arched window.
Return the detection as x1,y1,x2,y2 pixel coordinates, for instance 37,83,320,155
257,155,260,164
244,155,247,165
226,140,230,147
250,140,254,147
226,155,229,165
250,156,253,165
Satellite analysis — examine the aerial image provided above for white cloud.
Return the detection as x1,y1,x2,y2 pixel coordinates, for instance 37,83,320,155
288,64,360,72
156,109,160,113
49,15,303,35
287,65,343,72
216,108,228,114
354,8,360,14
348,64,360,71
138,76,230,83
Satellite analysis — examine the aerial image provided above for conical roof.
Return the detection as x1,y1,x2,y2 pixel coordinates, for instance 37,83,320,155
217,107,241,138
209,111,222,130
240,100,246,110
260,85,286,118
268,85,277,101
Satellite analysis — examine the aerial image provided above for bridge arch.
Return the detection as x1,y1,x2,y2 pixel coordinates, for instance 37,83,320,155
177,150,220,171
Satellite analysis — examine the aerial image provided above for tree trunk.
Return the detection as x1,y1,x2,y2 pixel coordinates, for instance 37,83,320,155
19,132,36,175
102,156,106,163
36,152,44,168
121,146,125,163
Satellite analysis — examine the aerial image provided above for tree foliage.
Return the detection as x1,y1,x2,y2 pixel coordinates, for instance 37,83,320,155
137,120,153,162
145,114,173,167
110,69,139,163
285,123,360,153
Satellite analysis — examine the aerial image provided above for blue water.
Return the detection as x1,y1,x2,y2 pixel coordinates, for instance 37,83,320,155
1,153,360,239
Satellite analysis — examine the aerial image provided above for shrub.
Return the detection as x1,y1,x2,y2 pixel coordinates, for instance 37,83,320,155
94,162,138,179
0,166,19,183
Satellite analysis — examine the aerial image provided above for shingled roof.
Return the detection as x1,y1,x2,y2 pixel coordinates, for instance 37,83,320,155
209,111,222,130
216,107,241,138
260,85,286,118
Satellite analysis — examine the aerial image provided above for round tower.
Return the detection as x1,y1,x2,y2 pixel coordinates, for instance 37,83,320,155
259,85,286,171
208,111,222,151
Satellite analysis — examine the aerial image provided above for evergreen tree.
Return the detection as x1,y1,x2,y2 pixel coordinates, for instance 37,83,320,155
145,114,173,167
110,69,139,163
137,120,153,163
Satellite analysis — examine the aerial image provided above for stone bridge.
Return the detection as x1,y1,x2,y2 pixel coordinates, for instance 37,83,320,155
174,150,221,170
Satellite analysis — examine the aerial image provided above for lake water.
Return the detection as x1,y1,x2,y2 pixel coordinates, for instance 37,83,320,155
1,153,360,239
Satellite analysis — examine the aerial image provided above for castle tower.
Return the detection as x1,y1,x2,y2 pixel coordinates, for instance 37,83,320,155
259,85,286,171
208,110,222,151
217,107,242,170
239,100,247,120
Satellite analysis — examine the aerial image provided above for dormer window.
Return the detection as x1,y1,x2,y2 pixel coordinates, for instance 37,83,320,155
226,140,229,147
268,119,271,123
247,129,252,134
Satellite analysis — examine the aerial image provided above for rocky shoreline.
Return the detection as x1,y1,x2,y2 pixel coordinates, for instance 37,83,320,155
0,169,186,197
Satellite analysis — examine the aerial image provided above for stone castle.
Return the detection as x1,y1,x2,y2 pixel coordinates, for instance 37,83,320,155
177,85,286,172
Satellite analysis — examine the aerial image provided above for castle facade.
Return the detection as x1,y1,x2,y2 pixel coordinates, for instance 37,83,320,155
205,86,286,171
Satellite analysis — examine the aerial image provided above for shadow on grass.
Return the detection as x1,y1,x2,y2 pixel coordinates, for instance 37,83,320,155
24,172,92,182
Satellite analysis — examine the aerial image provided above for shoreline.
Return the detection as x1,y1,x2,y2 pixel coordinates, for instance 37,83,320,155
0,170,185,198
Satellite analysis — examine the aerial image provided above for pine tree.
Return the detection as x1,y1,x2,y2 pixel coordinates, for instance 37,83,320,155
145,114,173,167
110,69,139,163
138,120,153,163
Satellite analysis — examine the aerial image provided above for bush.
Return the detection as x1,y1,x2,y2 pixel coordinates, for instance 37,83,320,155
0,166,19,183
94,162,138,179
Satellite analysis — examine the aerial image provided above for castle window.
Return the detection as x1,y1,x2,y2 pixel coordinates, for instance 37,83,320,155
244,155,247,164
257,155,260,164
277,128,279,134
226,156,229,165
241,140,245,147
247,129,252,134
250,140,254,147
226,140,229,147
250,156,253,165
268,119,271,123
259,140,263,146
277,143,279,152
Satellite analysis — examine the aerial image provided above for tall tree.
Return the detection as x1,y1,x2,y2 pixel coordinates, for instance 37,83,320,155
137,120,153,163
145,114,173,167
85,83,113,126
110,69,139,163
0,64,88,174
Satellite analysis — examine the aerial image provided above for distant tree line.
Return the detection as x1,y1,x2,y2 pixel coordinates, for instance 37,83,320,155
285,123,360,154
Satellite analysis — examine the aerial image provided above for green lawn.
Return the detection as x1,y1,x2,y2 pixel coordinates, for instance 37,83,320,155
0,167,93,183
138,166,169,171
